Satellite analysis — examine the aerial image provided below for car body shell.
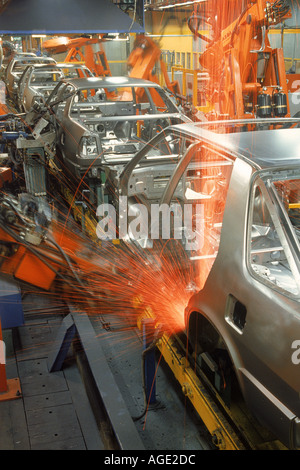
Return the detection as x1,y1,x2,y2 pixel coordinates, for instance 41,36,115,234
44,76,191,180
17,64,64,112
5,55,56,101
55,62,94,80
17,62,94,112
118,118,300,449
2,51,37,70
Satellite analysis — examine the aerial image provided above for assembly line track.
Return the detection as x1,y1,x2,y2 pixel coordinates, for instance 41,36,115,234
157,331,288,450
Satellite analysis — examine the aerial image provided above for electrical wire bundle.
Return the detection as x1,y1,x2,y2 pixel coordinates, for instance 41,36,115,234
271,0,290,21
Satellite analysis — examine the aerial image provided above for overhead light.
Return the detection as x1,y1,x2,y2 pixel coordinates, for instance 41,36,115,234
103,33,129,41
113,33,129,41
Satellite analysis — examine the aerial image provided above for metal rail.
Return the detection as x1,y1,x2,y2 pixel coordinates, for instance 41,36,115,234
156,332,248,450
48,309,146,450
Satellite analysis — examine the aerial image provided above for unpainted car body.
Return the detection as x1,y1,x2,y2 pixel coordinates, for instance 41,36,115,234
17,62,94,113
1,51,37,71
117,118,300,449
5,55,56,101
40,76,190,206
56,62,94,80
17,64,64,112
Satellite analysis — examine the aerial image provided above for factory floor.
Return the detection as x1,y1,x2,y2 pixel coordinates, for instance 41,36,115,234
0,289,212,451
0,301,102,450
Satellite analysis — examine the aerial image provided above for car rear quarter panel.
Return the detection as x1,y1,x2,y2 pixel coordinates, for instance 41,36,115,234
186,157,300,446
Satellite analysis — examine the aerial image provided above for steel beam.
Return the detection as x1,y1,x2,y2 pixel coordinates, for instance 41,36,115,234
48,309,145,451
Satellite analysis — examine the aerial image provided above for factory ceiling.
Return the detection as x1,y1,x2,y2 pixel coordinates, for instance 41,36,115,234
0,0,144,34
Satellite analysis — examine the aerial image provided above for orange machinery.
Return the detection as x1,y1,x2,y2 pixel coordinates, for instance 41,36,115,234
43,34,184,110
128,34,181,98
0,195,105,401
42,35,112,77
188,0,292,120
0,203,100,292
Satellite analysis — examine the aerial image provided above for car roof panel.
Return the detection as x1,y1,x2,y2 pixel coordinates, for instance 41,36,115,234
57,76,167,88
166,120,300,170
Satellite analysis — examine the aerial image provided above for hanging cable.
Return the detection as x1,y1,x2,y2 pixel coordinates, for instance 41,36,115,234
128,0,137,33
187,13,213,43
271,0,290,20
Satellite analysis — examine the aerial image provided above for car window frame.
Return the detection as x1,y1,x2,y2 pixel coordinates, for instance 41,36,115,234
119,128,190,197
161,141,234,205
247,172,300,299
